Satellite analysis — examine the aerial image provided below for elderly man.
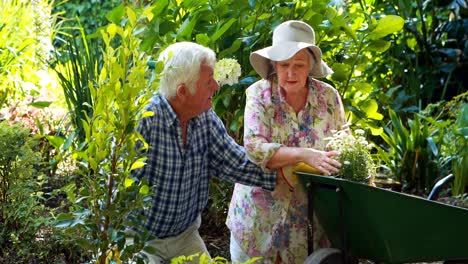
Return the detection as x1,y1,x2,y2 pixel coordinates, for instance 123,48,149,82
132,42,277,263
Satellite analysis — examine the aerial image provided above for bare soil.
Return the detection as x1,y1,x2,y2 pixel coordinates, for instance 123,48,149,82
200,218,231,260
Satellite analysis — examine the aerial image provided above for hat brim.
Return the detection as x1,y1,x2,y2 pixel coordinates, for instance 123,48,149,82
250,41,333,79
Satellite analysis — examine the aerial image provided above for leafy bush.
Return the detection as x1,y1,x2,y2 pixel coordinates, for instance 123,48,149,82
0,122,41,258
379,109,442,193
53,5,158,263
0,0,54,109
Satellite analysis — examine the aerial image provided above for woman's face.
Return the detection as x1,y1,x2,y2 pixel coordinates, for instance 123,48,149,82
275,49,311,92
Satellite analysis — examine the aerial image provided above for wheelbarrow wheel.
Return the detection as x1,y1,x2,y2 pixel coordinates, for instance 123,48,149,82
304,248,343,264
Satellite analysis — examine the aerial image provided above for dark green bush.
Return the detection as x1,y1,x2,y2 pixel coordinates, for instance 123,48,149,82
0,122,41,258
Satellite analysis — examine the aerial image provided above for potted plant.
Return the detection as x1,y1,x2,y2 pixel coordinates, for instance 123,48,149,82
325,128,376,184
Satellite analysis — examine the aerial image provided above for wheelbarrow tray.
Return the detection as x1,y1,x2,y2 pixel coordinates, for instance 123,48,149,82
297,172,468,263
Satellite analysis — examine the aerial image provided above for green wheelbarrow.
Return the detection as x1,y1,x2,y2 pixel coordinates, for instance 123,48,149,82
296,172,468,264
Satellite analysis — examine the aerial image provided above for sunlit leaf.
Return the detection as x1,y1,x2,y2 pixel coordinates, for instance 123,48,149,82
125,177,135,187
140,185,149,195
126,6,137,26
131,160,146,170
142,111,154,118
359,99,384,120
368,15,404,40
367,39,391,52
342,24,357,41
106,4,125,24
331,63,350,82
196,33,211,46
29,101,52,108
45,135,65,149
177,16,198,38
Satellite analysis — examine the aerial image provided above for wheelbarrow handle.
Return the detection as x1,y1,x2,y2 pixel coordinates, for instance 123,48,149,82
427,174,454,201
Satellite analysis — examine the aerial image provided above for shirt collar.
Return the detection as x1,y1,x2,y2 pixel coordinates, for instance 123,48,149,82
157,95,201,127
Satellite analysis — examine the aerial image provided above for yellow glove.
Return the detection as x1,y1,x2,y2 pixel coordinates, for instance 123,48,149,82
281,162,322,191
292,162,322,175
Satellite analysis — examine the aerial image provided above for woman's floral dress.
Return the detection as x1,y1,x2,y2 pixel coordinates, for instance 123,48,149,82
226,77,346,263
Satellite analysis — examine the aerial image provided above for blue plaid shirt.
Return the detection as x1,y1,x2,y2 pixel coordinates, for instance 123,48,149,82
133,95,276,238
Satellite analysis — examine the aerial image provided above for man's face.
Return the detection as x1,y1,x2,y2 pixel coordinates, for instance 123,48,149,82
185,63,219,117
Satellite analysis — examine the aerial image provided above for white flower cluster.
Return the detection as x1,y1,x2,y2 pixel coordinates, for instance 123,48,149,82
325,128,376,183
214,58,241,86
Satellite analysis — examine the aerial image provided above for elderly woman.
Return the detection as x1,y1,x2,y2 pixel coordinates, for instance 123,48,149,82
226,20,347,263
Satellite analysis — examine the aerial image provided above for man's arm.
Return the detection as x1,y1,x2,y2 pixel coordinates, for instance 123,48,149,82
207,110,276,191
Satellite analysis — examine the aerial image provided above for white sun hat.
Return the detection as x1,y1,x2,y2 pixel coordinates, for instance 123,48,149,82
249,20,333,79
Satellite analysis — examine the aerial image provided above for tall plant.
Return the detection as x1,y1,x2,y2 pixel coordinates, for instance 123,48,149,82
51,26,99,142
55,5,158,263
450,103,468,196
379,109,441,193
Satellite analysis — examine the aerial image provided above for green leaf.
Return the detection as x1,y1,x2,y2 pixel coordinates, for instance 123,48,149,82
352,82,374,95
131,160,146,170
150,0,168,18
139,185,149,195
324,6,338,20
125,177,135,188
45,135,65,149
55,213,73,221
211,18,236,42
368,15,405,40
426,137,438,156
126,6,137,26
195,34,211,46
366,122,384,136
222,95,230,108
28,101,52,108
341,24,357,41
367,39,391,52
331,63,350,82
62,130,75,151
196,33,211,46
56,219,84,228
106,4,126,24
177,16,198,39
219,39,242,58
359,99,384,120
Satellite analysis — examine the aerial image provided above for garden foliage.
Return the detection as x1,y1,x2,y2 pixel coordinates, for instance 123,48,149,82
0,122,44,259
0,0,54,110
53,6,160,263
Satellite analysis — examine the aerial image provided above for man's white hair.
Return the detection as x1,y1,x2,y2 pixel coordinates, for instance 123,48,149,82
157,42,216,99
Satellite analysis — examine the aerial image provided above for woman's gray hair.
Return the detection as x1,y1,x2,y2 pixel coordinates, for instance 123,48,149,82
157,42,216,99
267,48,316,78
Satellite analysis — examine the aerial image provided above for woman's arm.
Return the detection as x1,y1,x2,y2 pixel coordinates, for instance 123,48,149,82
243,81,282,170
266,146,341,176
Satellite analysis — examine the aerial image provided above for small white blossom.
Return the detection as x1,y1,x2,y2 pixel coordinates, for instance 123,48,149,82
355,129,365,135
214,58,241,86
325,128,376,184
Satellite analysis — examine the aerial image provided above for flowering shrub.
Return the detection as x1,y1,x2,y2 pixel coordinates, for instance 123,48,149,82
326,128,376,183
214,58,241,86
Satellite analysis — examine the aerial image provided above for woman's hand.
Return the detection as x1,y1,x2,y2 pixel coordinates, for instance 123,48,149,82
300,148,341,176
